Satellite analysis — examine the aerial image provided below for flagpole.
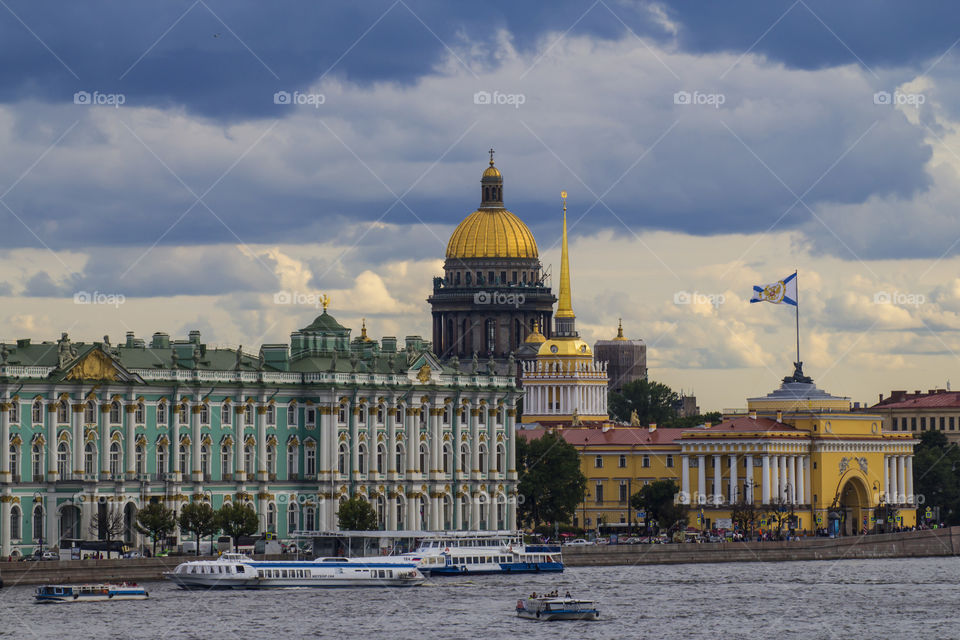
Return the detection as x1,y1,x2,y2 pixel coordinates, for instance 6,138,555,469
795,270,800,365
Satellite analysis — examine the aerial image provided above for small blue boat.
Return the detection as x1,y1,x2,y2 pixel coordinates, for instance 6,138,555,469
35,583,149,603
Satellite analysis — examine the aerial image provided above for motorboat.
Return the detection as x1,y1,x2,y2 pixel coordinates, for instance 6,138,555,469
34,583,149,603
516,595,599,621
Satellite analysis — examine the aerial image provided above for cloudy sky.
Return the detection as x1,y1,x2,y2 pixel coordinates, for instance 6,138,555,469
2,0,960,410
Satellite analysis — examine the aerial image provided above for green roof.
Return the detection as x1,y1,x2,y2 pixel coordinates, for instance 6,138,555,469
300,311,349,334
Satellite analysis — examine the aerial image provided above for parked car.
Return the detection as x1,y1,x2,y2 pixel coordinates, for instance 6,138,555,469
122,550,143,559
562,538,593,546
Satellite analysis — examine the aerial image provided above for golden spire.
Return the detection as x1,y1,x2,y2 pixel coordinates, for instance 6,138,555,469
614,318,627,341
360,318,371,342
321,294,330,312
556,190,574,319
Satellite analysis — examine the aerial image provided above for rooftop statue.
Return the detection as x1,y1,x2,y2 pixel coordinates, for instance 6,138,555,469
783,361,813,384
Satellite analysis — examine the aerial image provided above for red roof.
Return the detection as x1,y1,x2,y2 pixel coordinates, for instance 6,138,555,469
517,417,798,447
872,392,960,409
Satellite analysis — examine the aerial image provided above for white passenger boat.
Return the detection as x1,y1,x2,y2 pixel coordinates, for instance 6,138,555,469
401,531,563,575
35,583,149,603
165,553,424,589
516,595,600,621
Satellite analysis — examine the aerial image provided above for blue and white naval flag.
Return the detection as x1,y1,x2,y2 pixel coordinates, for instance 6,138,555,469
750,272,798,306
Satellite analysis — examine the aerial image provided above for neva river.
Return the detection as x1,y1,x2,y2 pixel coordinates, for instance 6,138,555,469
0,557,954,639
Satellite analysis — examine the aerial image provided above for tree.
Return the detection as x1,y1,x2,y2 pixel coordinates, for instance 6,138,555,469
179,502,220,555
517,432,587,529
135,502,177,556
336,496,379,531
730,499,762,538
663,411,723,429
608,379,680,425
216,503,259,552
912,429,960,525
630,479,689,534
89,504,126,556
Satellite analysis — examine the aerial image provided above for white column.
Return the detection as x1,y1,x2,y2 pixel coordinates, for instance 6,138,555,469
71,401,83,478
0,497,10,556
761,455,770,504
469,408,479,479
884,455,891,503
780,456,789,502
897,455,906,505
386,494,397,530
697,455,706,505
797,457,805,504
787,456,797,504
906,456,914,505
729,454,738,504
125,403,136,479
770,455,779,503
713,455,722,506
46,402,56,482
192,404,203,482
745,455,754,504
681,455,690,503
257,404,268,482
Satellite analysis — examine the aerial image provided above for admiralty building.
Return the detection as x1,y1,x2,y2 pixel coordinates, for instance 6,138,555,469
0,155,558,556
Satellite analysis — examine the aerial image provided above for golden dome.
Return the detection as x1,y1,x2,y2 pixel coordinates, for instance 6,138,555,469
537,337,592,357
446,208,539,259
525,320,546,344
483,165,502,179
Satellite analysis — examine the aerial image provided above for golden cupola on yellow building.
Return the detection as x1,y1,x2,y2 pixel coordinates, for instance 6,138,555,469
428,150,557,361
521,191,609,425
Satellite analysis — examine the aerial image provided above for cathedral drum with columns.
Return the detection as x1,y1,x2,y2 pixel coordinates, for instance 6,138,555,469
0,312,520,558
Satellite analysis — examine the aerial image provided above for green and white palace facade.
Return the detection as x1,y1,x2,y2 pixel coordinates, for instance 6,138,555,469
0,310,520,556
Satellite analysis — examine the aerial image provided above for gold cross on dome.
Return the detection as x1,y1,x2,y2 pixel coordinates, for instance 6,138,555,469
488,148,495,165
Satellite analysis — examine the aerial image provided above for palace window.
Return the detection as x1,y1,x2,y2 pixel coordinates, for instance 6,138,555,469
396,407,404,425
201,446,210,476
952,417,956,431
33,506,42,542
135,402,145,425
156,446,166,475
56,403,68,424
619,455,627,468
135,445,144,475
642,455,650,468
10,505,20,540
478,444,487,471
157,402,167,425
305,447,316,476
338,405,347,424
305,408,316,426
337,444,348,475
911,417,917,431
443,445,451,474
9,401,18,423
266,503,276,533
32,399,42,425
377,444,385,474
287,445,298,477
460,444,468,472
665,455,674,468
376,406,384,424
920,417,926,430
221,403,231,427
221,446,231,478
84,402,96,424
9,445,18,481
443,408,450,425
244,405,254,426
84,442,96,475
110,401,121,425
619,481,628,504
357,444,366,474
178,404,188,423
109,442,121,475
179,445,189,475
496,444,504,473
419,444,428,474
243,445,254,475
266,405,275,426
57,443,69,478
32,444,42,480
940,417,946,431
305,507,316,531
396,444,404,472
287,505,298,534
595,455,603,469
200,404,209,425
595,484,604,504
287,403,297,427
266,445,276,475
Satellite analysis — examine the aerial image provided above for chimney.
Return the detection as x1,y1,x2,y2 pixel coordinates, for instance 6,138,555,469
879,393,883,403
649,423,657,432
776,410,783,423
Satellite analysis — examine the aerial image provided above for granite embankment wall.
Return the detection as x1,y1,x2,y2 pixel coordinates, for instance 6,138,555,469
0,554,240,587
563,526,960,566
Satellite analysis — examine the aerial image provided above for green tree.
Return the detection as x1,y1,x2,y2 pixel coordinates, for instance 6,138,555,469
608,379,680,425
135,502,177,556
663,411,723,429
912,429,960,525
336,496,379,531
630,479,689,534
216,503,259,552
179,502,220,556
517,431,587,528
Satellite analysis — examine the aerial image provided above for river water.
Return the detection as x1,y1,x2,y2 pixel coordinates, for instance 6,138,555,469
0,557,955,639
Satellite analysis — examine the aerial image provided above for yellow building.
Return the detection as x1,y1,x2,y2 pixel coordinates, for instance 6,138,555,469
522,367,918,535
